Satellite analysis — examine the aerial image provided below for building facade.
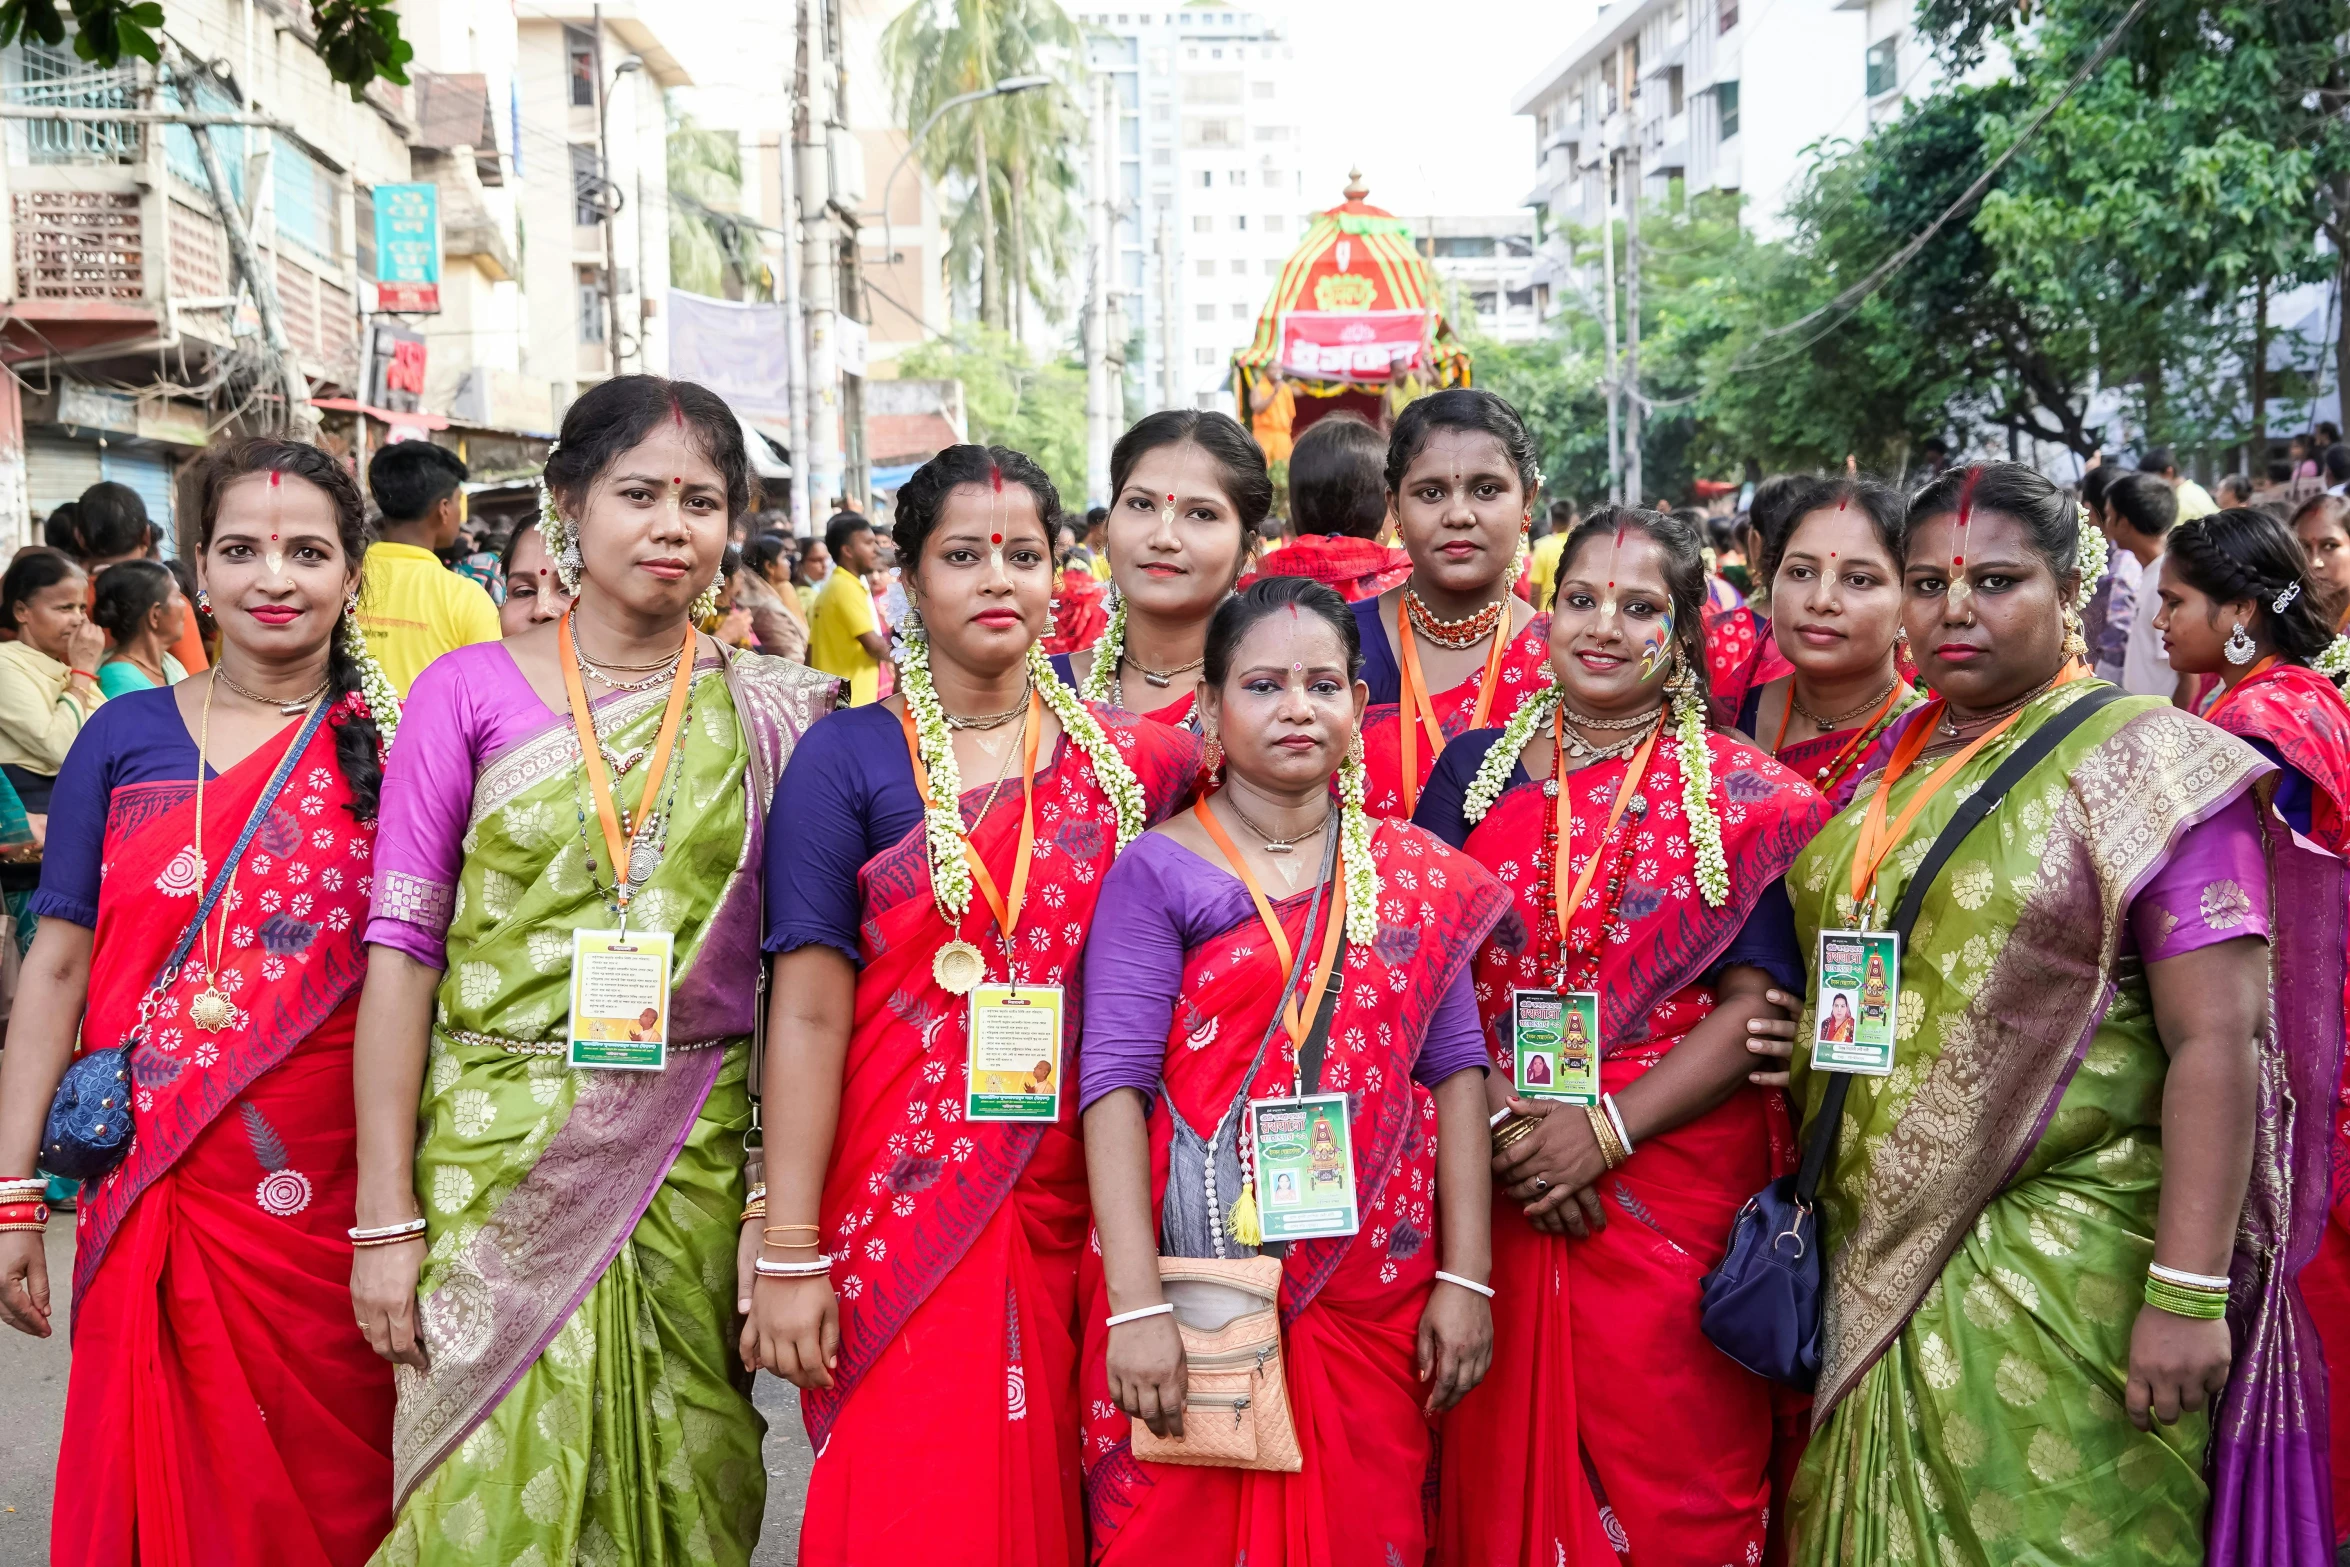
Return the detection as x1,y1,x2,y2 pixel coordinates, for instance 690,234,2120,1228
1080,5,1305,411
1414,215,1542,345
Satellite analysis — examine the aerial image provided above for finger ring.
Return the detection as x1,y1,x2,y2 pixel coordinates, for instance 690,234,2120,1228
1533,1176,1550,1193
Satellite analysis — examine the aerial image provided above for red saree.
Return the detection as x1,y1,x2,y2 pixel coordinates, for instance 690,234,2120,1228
1049,568,1112,656
1705,604,1795,729
1435,730,1826,1567
797,709,1200,1567
1254,534,1415,603
2209,658,2350,1543
1080,819,1508,1566
54,705,390,1567
1360,614,1553,819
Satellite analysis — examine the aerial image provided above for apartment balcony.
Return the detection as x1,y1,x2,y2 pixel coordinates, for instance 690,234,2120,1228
6,159,358,383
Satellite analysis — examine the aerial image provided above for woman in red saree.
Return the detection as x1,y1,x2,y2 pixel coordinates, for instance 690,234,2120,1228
1726,477,1921,811
1355,390,1552,818
2152,506,2350,1545
1415,506,1826,1567
1253,411,1414,604
0,438,398,1566
1053,410,1268,732
1081,575,1504,1565
754,444,1201,1567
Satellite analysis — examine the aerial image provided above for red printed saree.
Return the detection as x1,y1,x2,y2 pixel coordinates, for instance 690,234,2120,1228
796,709,1201,1567
55,704,390,1567
1359,615,1553,819
1435,730,1826,1567
1079,818,1508,1566
1254,534,1415,603
2209,658,2350,1542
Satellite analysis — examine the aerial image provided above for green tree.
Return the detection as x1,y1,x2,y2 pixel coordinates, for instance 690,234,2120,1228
668,112,769,301
0,0,408,97
897,325,1088,505
878,0,1086,333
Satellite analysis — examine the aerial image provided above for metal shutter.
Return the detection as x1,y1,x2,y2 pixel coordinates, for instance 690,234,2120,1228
23,429,101,529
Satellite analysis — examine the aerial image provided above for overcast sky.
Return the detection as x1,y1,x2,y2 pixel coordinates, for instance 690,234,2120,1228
1286,0,1602,219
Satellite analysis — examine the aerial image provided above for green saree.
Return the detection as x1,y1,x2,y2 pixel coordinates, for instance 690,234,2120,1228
1785,683,2299,1566
366,646,836,1567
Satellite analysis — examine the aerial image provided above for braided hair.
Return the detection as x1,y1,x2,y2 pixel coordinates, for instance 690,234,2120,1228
2166,507,2343,666
192,438,384,820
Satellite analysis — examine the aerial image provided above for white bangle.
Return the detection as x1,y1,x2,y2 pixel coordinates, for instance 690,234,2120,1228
2148,1261,2231,1292
753,1256,832,1278
1105,1301,1177,1329
348,1217,428,1242
1601,1093,1635,1157
1434,1270,1495,1299
1487,1106,1515,1128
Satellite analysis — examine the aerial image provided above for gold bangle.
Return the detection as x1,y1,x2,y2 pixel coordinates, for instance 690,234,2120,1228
1490,1114,1539,1154
1584,1103,1628,1170
763,1222,820,1237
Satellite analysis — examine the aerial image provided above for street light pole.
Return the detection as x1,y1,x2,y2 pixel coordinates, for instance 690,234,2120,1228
877,75,1052,279
594,10,644,377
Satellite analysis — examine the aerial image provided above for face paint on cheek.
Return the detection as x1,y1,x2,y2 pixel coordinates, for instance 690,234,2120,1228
1637,604,1675,678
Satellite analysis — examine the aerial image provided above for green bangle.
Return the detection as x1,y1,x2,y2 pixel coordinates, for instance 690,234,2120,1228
2142,1276,2228,1320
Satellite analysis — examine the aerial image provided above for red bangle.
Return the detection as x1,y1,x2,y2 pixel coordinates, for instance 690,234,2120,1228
0,1201,49,1224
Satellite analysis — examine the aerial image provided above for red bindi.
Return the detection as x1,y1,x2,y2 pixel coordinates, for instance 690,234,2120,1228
990,533,1003,546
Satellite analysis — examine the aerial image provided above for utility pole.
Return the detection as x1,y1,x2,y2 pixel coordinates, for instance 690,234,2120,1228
1598,151,1621,507
1156,214,1180,411
1622,137,1643,509
1085,69,1113,506
780,13,812,536
593,6,625,370
799,0,841,515
175,70,310,434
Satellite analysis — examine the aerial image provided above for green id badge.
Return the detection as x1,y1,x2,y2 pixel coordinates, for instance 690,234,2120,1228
1809,929,1899,1076
566,928,673,1070
1247,1092,1359,1241
964,983,1064,1122
1512,988,1601,1103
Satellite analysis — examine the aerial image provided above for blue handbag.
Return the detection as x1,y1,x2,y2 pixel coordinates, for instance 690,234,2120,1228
41,700,332,1182
1698,684,2124,1387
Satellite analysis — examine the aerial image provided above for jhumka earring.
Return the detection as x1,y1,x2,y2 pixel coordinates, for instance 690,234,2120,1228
2223,619,2258,665
2060,608,2088,663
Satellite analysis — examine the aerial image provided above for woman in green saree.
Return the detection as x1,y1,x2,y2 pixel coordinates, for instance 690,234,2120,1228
349,376,837,1566
1776,463,2342,1565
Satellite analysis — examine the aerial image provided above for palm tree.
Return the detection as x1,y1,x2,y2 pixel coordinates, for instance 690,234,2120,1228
669,110,770,300
879,0,1085,335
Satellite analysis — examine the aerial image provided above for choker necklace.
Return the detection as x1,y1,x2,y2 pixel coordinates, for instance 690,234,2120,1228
1557,704,1663,762
214,667,331,716
1405,587,1507,649
944,680,1034,731
578,652,683,693
1560,699,1666,732
1939,671,2062,737
1792,673,1900,732
1120,651,1206,689
1223,793,1330,884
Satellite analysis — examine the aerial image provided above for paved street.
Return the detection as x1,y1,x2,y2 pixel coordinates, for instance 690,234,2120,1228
0,1226,817,1564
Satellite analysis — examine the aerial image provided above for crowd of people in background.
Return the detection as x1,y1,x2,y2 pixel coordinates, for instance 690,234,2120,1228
0,380,2345,1567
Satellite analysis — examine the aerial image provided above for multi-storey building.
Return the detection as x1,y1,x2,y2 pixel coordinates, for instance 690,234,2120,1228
1080,4,1305,411
1414,215,1543,345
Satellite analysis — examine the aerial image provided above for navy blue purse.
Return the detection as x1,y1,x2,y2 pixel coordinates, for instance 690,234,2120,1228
41,700,332,1182
1698,684,2124,1387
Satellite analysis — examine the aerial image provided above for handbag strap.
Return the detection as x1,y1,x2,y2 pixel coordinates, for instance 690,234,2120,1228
1792,684,2127,1206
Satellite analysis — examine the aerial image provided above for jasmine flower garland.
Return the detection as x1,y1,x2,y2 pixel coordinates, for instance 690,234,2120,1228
1675,675,1729,908
1026,640,1147,854
2318,635,2350,679
348,629,404,757
1079,591,1128,704
2073,512,2109,611
1462,679,1560,826
1337,737,1381,946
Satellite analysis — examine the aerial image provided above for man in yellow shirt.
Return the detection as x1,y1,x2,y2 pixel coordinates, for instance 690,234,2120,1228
808,511,889,704
359,441,500,694
1526,498,1577,611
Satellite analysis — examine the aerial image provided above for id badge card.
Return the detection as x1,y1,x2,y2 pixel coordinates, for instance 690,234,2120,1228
1809,929,1900,1076
567,928,674,1070
1247,1092,1359,1242
1511,988,1601,1103
964,983,1065,1122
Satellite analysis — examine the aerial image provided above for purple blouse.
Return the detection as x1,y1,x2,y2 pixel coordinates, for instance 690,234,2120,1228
30,685,216,929
1077,831,1488,1113
362,641,728,970
2125,789,2271,960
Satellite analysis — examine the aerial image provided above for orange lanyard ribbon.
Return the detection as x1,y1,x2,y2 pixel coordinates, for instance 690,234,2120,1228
2205,656,2278,724
898,690,1044,961
1551,711,1662,973
1847,669,2081,917
1194,798,1348,1058
1397,597,1513,817
1773,680,1913,796
558,609,698,920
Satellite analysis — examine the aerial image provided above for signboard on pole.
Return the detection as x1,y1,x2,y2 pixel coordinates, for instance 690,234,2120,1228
667,291,793,421
368,322,428,413
374,183,442,314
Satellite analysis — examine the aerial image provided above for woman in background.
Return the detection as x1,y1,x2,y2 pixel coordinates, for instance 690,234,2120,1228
495,515,572,638
91,559,190,696
1254,411,1413,602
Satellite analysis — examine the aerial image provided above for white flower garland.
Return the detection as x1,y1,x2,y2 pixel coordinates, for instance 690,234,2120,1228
2073,508,2109,611
2318,634,2350,679
1079,590,1127,704
1337,739,1381,946
1676,679,1730,908
1463,679,1560,826
349,627,404,756
888,628,1149,919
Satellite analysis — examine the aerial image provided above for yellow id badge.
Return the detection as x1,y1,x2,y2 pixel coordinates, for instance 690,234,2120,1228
1247,1092,1359,1242
567,928,673,1071
1511,988,1601,1103
1809,929,1899,1076
965,983,1065,1122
